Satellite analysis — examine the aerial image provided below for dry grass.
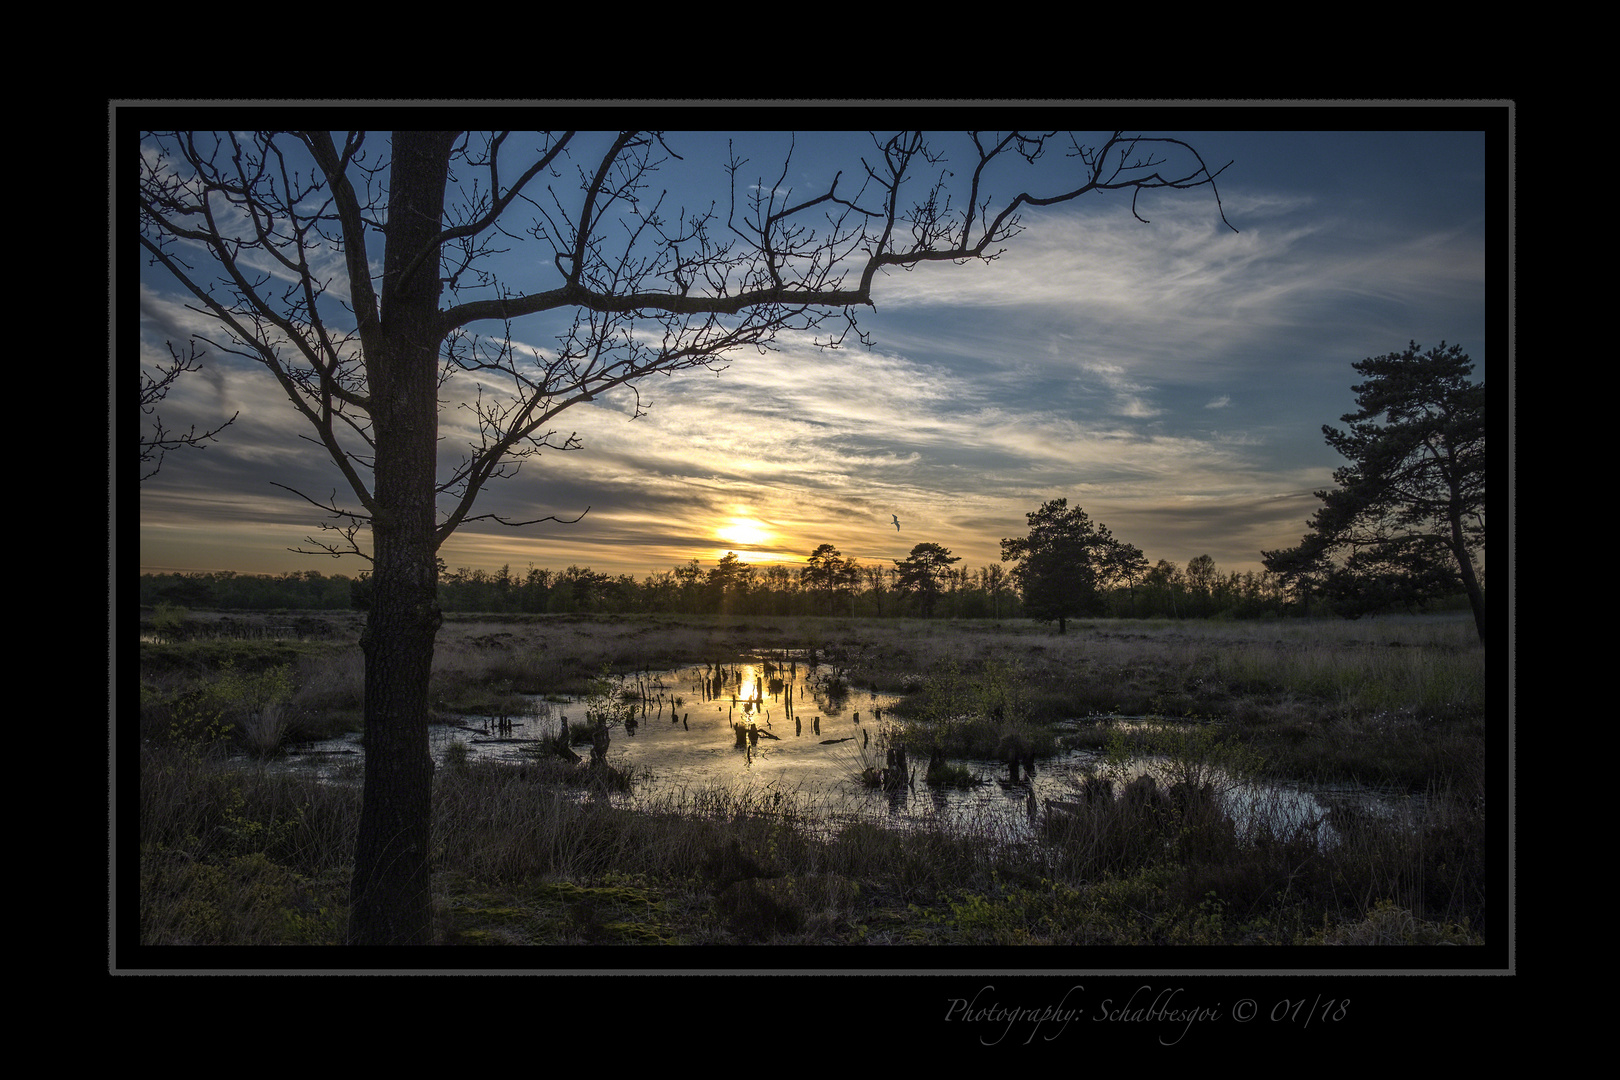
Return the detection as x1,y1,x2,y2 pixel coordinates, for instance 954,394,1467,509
134,610,1492,948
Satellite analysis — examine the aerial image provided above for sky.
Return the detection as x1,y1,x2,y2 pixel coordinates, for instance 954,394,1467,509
133,113,1502,585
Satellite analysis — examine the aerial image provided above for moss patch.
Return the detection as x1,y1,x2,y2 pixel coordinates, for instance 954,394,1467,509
437,877,678,945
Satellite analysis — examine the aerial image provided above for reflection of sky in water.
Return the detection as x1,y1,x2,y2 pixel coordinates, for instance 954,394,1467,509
273,658,1403,845
595,661,905,796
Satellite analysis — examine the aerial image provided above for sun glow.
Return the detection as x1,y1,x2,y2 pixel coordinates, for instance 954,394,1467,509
716,514,774,548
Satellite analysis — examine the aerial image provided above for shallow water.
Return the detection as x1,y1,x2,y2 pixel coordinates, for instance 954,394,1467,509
275,655,1371,844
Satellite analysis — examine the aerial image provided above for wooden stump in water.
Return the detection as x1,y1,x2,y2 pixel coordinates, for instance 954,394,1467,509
883,743,908,792
553,716,581,763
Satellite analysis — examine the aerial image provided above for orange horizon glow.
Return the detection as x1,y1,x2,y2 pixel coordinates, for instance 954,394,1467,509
709,510,816,568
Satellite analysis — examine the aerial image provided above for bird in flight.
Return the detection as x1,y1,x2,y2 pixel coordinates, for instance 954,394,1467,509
891,514,900,531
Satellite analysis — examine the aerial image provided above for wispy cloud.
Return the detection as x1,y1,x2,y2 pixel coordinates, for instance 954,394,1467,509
138,129,1493,581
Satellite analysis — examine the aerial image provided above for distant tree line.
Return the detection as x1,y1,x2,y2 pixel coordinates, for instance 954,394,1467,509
140,337,1488,634
138,542,1474,623
139,568,356,612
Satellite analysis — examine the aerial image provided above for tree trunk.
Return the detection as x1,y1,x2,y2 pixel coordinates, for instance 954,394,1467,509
1448,506,1487,646
349,539,439,944
1460,560,1485,645
347,132,457,947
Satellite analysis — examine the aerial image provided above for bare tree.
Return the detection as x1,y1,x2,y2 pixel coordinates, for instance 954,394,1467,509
138,340,237,481
137,127,1233,945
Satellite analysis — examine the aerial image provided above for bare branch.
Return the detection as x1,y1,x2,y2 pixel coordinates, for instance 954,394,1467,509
138,340,238,481
268,484,373,561
453,505,591,530
140,129,1234,560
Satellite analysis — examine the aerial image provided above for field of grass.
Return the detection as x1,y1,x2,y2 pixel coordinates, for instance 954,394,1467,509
132,610,1494,951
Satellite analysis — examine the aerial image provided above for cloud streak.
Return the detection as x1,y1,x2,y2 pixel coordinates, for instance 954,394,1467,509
137,126,1495,584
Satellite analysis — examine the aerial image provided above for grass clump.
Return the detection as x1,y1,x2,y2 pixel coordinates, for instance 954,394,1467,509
895,658,1058,781
138,744,357,945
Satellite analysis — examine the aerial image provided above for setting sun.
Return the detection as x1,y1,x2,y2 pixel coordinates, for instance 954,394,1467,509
716,514,774,549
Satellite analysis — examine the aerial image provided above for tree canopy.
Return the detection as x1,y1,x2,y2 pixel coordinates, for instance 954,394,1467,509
1001,499,1145,633
1263,341,1486,642
894,542,960,617
804,543,859,614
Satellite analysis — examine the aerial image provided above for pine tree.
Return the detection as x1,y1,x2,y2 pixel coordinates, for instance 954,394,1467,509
1264,341,1486,642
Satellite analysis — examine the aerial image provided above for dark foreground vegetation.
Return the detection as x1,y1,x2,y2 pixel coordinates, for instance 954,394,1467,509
134,611,1491,952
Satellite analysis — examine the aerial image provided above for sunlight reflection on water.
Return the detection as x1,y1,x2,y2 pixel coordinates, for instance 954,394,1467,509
275,656,1387,844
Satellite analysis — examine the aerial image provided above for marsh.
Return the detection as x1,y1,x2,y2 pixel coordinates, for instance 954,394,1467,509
136,610,1489,946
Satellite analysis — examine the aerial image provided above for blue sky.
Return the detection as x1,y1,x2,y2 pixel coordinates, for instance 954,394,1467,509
135,115,1501,583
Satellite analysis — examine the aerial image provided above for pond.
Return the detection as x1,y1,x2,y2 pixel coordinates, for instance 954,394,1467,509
275,652,1394,847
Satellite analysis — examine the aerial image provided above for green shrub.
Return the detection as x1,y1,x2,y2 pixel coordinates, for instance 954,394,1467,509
151,660,298,757
925,756,977,788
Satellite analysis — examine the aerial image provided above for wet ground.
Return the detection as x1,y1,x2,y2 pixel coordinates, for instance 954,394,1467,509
275,656,1382,844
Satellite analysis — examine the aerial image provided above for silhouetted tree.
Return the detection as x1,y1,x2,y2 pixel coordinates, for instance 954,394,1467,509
1264,341,1485,642
1255,544,1330,616
803,543,857,615
1102,543,1150,616
804,543,840,579
707,552,755,614
138,127,1232,945
979,564,1012,619
895,542,960,617
861,563,892,617
1001,499,1141,632
1186,553,1218,617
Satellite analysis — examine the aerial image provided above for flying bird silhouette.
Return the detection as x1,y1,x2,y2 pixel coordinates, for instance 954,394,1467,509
891,514,900,531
